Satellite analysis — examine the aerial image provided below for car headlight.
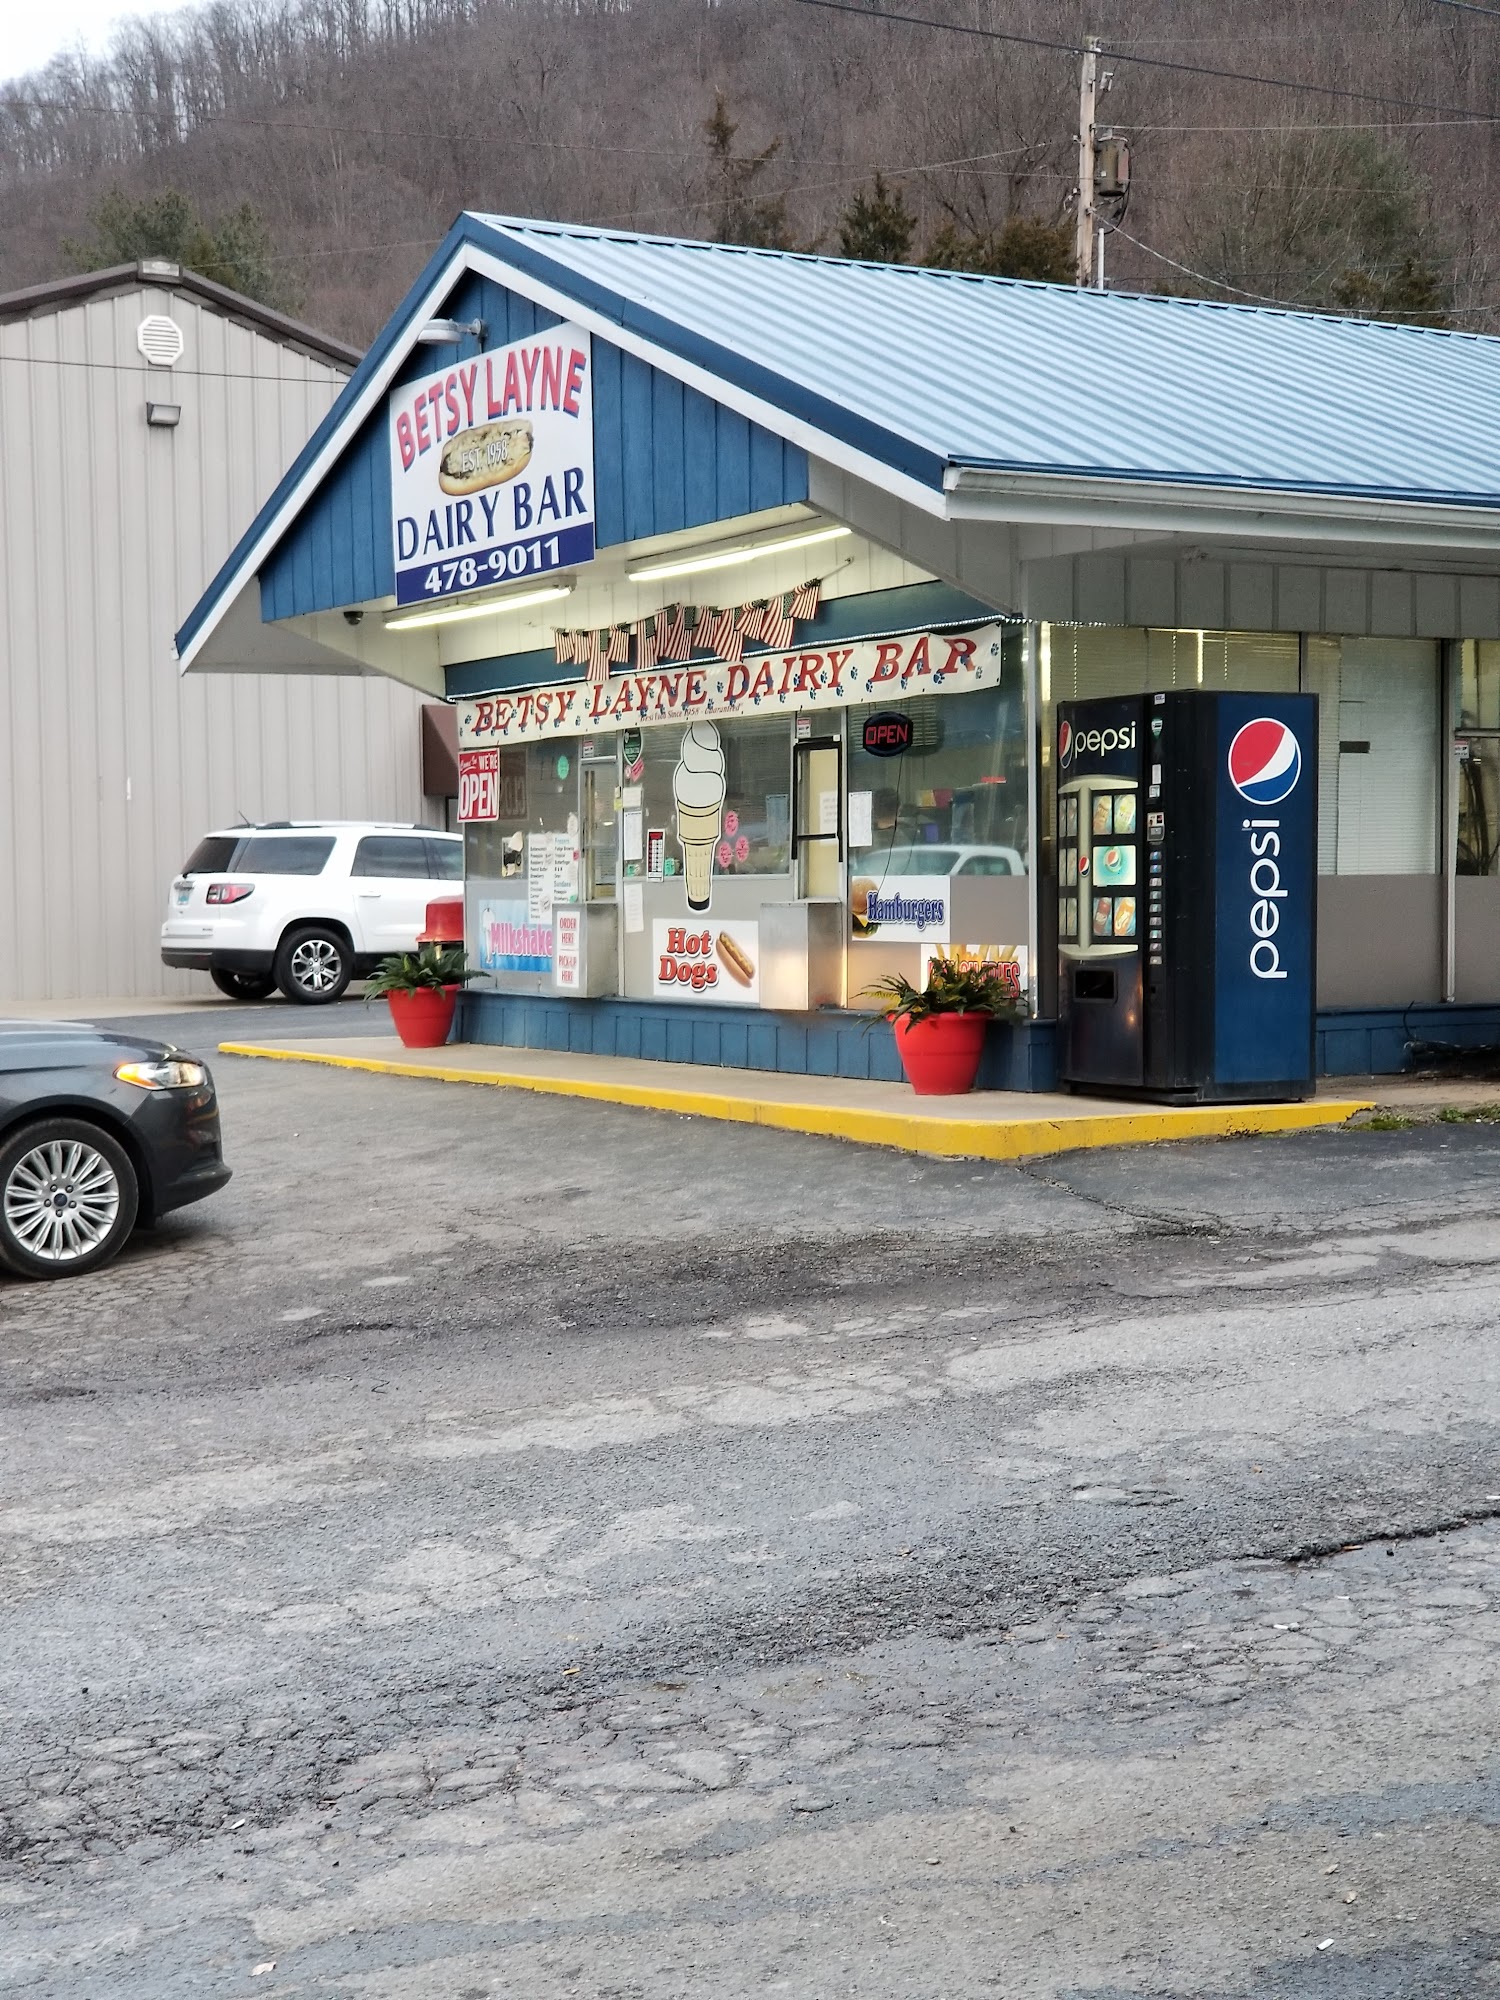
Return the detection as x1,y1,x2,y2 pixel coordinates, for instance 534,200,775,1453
115,1058,208,1090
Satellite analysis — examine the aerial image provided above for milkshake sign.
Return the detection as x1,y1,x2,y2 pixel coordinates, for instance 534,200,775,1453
456,624,1010,749
389,324,596,608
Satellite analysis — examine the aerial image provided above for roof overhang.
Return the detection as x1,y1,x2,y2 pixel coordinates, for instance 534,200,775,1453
177,210,1500,680
945,465,1500,553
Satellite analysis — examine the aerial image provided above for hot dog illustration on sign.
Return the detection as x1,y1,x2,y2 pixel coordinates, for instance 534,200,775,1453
672,723,726,911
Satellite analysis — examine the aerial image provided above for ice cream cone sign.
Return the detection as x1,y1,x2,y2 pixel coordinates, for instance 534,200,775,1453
673,723,726,912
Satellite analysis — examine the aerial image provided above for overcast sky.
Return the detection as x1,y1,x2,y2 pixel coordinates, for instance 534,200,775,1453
4,0,191,83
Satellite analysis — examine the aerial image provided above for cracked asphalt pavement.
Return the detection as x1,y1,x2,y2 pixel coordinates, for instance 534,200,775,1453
2,1021,1499,1996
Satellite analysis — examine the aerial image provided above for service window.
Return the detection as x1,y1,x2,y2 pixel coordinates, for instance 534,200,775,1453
637,717,792,880
351,835,434,878
234,836,335,876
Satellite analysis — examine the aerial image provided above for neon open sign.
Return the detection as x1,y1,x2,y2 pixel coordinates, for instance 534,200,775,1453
862,710,912,757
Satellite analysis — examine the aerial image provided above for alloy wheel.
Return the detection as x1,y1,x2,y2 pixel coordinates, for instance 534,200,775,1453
289,937,343,995
4,1138,122,1265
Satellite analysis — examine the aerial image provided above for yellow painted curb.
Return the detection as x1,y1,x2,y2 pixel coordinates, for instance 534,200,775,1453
218,1041,1374,1162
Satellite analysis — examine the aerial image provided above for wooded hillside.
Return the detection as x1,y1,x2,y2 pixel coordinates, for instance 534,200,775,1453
4,0,1499,346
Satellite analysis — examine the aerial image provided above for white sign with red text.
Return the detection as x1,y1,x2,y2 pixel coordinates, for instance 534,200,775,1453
457,747,499,821
457,623,1008,749
390,324,595,608
652,920,761,1005
553,907,583,990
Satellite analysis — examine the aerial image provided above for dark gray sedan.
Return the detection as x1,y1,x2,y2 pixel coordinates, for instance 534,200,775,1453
0,1023,231,1279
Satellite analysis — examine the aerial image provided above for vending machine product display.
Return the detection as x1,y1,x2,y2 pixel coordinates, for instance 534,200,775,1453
1056,690,1317,1102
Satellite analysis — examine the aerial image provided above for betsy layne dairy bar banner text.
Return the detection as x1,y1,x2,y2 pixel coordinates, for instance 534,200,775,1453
390,325,595,608
457,623,1008,749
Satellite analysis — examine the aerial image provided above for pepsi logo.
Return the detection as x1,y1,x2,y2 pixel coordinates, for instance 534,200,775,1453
1228,718,1302,805
1058,719,1073,767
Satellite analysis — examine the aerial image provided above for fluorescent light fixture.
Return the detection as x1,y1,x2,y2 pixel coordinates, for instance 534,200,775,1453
626,524,850,584
384,582,572,633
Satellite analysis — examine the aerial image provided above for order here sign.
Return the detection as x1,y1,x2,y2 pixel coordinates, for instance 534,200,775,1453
389,324,596,608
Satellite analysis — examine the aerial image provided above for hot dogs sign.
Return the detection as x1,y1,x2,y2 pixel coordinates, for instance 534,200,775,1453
389,324,596,608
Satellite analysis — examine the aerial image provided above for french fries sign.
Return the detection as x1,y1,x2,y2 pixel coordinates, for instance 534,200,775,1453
389,324,596,607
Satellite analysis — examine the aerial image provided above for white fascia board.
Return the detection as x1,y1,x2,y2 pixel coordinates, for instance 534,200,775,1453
946,466,1500,553
177,251,475,671
462,244,951,520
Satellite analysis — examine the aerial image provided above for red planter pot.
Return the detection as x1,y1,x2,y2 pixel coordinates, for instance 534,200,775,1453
892,1011,989,1096
386,985,459,1049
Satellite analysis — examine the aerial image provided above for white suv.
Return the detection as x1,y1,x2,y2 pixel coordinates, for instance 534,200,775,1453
161,822,463,1003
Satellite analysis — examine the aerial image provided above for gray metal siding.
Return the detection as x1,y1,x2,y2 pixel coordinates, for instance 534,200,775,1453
0,282,425,1001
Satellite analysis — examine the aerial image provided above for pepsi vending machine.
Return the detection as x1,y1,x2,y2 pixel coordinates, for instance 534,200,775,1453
1056,691,1317,1102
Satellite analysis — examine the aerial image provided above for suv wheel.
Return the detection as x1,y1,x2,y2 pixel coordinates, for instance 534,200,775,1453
0,1120,139,1280
211,969,277,1002
275,925,352,1004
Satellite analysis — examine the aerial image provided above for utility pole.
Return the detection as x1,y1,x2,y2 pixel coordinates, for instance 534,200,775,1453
1075,34,1100,289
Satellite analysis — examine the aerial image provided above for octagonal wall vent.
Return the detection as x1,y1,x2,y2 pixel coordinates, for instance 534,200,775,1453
137,314,184,367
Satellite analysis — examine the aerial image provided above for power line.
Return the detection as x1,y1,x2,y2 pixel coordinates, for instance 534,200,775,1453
1110,224,1498,322
0,349,353,380
788,0,1500,123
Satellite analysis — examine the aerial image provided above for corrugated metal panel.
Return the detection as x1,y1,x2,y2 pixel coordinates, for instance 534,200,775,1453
259,267,807,621
473,216,1500,505
0,282,427,1002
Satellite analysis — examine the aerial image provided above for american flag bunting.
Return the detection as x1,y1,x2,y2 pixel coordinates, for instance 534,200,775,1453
789,577,821,621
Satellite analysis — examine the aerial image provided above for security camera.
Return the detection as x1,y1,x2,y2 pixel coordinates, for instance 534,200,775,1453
343,608,364,627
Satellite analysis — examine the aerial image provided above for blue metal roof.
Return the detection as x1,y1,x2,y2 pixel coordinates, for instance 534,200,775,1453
472,214,1500,507
178,210,1500,669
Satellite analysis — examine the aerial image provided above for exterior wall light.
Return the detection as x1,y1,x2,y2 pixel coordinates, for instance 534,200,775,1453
146,402,182,428
627,524,849,584
415,318,487,345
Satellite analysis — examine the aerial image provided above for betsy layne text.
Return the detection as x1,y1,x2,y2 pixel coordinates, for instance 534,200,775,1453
457,623,1009,749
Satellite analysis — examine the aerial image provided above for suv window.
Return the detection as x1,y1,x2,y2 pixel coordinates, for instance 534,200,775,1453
182,836,240,875
351,835,435,879
426,839,463,882
235,835,335,876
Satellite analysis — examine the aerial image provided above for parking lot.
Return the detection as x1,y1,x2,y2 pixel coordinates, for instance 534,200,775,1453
3,1018,1499,1997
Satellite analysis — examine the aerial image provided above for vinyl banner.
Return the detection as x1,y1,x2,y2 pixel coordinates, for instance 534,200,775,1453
389,325,595,608
456,623,1008,749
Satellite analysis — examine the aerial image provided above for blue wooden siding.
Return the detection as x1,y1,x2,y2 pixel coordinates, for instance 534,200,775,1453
260,272,808,622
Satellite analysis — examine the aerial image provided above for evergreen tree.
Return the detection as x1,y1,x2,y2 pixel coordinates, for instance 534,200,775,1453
925,215,1076,284
64,189,294,309
837,175,916,264
702,94,792,250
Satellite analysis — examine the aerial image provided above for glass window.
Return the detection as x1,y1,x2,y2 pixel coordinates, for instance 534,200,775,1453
465,741,575,880
425,838,464,881
181,835,239,874
235,835,334,876
848,672,1028,875
1458,641,1500,875
1045,626,1301,704
351,835,434,878
1305,637,1438,876
636,717,791,880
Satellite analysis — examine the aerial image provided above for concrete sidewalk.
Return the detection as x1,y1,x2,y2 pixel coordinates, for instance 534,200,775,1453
218,1034,1374,1161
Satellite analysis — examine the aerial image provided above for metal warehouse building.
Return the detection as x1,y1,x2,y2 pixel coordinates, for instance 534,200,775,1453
0,259,436,1003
